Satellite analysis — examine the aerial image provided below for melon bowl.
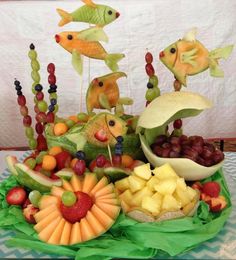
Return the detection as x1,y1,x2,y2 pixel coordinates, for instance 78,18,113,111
137,91,224,181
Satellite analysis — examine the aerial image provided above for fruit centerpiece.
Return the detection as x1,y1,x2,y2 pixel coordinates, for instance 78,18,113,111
0,0,234,259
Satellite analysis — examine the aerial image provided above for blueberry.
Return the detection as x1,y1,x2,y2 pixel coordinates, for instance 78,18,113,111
116,136,124,143
15,85,22,91
29,43,35,50
14,80,20,86
48,104,55,112
75,151,86,160
35,84,43,92
115,143,123,149
48,89,57,94
17,90,22,96
50,98,57,105
147,82,153,89
115,149,123,155
50,85,57,90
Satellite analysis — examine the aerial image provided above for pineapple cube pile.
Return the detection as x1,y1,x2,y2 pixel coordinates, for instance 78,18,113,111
115,163,199,218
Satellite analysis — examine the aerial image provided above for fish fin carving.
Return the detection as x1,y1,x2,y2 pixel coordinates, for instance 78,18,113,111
72,49,83,75
82,0,97,8
180,48,198,67
118,97,133,105
183,27,198,42
56,9,72,27
98,93,111,111
77,27,109,43
105,53,125,72
209,45,234,77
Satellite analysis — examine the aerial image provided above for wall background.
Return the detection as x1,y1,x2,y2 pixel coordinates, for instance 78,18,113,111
0,0,235,147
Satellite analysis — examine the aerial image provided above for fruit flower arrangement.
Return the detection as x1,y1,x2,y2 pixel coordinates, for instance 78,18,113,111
0,0,234,259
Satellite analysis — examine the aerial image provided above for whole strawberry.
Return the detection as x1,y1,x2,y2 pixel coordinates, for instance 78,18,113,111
202,181,221,198
6,187,27,206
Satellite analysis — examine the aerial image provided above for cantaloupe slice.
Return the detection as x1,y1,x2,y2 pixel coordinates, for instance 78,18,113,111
96,198,119,205
85,211,105,235
96,192,116,200
93,183,114,198
51,186,65,198
80,218,96,242
34,210,61,233
70,174,82,192
91,204,114,228
34,204,58,223
38,216,62,242
82,173,98,193
90,176,108,195
96,202,120,219
48,218,66,245
38,195,60,210
60,221,72,245
70,222,82,245
62,179,74,192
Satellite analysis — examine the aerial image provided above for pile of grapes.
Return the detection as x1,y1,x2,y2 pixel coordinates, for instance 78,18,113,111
151,134,224,167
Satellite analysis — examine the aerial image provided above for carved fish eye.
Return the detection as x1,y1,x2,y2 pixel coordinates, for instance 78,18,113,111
108,10,113,15
170,48,176,54
98,81,103,87
67,34,73,40
109,120,115,126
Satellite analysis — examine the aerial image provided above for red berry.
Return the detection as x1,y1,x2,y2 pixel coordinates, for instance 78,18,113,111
34,105,40,114
20,106,28,116
112,154,122,167
6,187,27,205
36,92,44,101
35,122,44,134
173,119,182,129
145,52,153,64
46,112,55,123
145,63,155,76
17,95,26,106
73,160,86,176
47,63,55,74
94,129,108,142
37,134,48,151
89,159,97,172
22,198,31,209
35,112,47,123
96,154,107,167
202,181,221,198
48,74,56,85
23,115,32,127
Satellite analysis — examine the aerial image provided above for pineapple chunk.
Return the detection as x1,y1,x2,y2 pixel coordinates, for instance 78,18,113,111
186,186,197,201
133,163,152,180
162,194,181,211
132,187,153,206
128,175,146,193
119,189,133,205
115,177,129,192
152,192,163,204
176,178,187,191
154,178,177,195
173,189,191,207
146,176,160,191
142,196,161,216
152,163,178,179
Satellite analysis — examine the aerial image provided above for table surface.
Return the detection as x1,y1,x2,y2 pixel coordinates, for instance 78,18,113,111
0,151,236,259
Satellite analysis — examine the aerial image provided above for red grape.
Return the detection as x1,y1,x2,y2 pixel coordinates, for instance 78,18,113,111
204,143,215,153
212,150,224,164
162,143,171,149
46,112,55,123
182,154,197,162
35,122,44,134
169,136,180,145
20,106,28,116
182,147,198,159
47,63,55,74
23,115,32,127
145,63,155,76
201,147,213,159
17,95,26,106
169,151,180,158
179,135,188,144
34,105,40,114
112,154,122,167
153,145,163,157
145,52,153,64
36,92,44,101
48,74,56,85
171,144,181,153
173,119,182,129
96,154,107,168
36,112,46,123
73,160,86,176
162,148,171,158
154,135,167,146
192,145,203,155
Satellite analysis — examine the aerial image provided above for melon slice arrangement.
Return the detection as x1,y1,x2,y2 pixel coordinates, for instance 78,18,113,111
0,0,234,259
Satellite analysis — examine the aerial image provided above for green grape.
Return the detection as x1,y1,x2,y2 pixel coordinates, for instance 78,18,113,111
40,169,51,177
25,158,37,169
149,75,158,87
31,60,40,71
28,50,37,59
28,138,37,150
145,87,160,101
172,128,183,137
77,112,88,122
29,190,42,207
115,103,124,116
37,100,48,112
25,127,34,138
66,119,75,128
62,191,77,206
36,151,48,164
50,93,57,100
31,71,40,82
53,104,59,114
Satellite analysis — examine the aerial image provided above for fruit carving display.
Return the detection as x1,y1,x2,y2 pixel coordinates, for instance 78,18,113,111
33,173,120,245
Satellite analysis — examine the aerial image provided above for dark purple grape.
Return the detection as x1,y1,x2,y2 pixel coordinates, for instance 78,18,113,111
212,150,224,164
162,142,171,149
75,151,86,160
154,135,167,146
50,98,57,106
35,84,43,92
179,135,188,144
153,146,163,157
162,148,171,158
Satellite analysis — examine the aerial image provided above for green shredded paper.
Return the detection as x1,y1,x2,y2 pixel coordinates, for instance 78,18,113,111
0,170,232,260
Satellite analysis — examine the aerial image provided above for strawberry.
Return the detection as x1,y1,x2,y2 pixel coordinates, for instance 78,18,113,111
6,187,27,205
22,198,31,209
60,191,93,223
202,181,221,198
94,129,108,142
23,204,39,224
55,151,72,170
192,181,203,192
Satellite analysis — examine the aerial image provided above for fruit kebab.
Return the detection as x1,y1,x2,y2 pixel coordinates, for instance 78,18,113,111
14,79,37,150
144,51,160,107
